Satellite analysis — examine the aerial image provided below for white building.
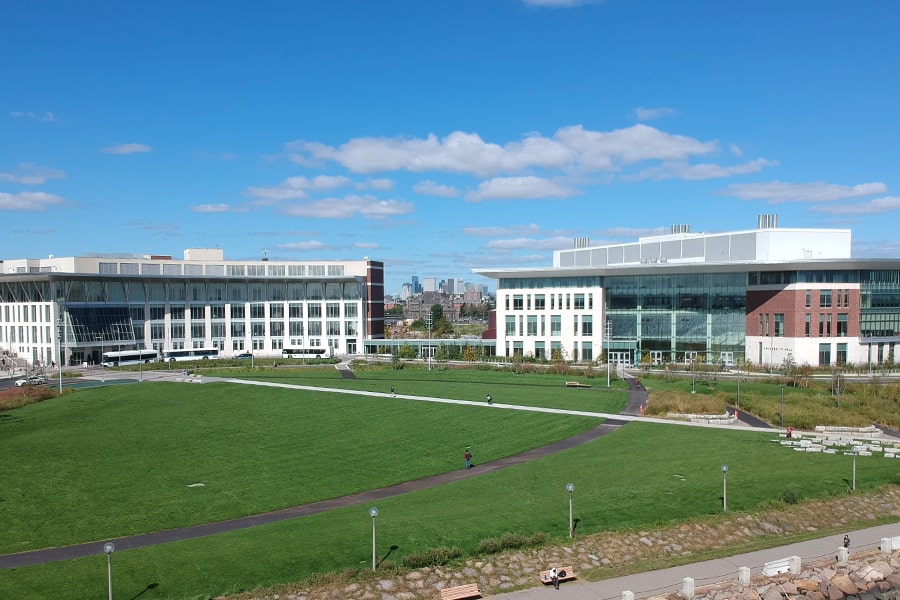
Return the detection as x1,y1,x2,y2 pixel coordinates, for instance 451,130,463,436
0,248,384,367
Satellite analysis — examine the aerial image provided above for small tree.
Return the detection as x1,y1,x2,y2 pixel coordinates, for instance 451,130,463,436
463,344,476,362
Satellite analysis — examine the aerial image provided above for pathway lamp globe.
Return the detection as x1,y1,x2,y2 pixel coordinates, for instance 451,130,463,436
566,482,575,538
103,542,116,600
721,465,729,512
369,507,379,570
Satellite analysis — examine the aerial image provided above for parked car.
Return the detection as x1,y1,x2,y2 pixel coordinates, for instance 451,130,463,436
234,353,253,359
15,375,45,387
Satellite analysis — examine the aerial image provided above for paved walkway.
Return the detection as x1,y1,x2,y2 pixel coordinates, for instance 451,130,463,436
495,523,899,599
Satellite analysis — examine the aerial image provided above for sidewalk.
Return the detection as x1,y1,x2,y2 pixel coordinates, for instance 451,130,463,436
495,523,899,599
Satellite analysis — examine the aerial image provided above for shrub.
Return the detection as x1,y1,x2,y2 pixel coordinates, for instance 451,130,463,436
477,537,502,554
779,487,800,504
401,546,461,568
499,532,527,549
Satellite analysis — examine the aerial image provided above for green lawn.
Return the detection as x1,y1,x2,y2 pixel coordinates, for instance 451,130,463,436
1,367,898,600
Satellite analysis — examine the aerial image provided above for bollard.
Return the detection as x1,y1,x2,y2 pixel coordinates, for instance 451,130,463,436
739,566,751,586
682,577,695,598
837,547,849,563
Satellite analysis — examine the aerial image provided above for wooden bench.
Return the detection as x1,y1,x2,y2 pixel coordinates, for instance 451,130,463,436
440,583,481,599
540,566,577,585
565,381,591,388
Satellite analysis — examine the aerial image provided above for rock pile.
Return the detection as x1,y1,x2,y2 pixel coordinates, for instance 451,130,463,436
674,550,900,600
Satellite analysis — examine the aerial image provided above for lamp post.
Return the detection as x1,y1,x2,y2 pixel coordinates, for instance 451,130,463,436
691,358,696,394
721,465,729,512
103,542,115,600
57,315,64,394
736,377,740,410
851,448,858,492
566,482,575,539
369,507,379,570
780,384,785,429
426,314,432,371
605,319,612,388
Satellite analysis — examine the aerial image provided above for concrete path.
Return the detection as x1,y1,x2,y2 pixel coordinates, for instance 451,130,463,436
496,523,899,599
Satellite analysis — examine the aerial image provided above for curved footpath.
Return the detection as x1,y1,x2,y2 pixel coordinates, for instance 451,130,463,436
0,375,644,569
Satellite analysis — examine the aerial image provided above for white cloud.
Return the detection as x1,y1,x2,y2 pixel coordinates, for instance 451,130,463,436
810,196,900,215
101,143,152,155
719,181,888,203
413,180,460,198
729,143,743,157
635,158,777,181
487,236,573,251
280,194,415,219
354,242,380,249
276,240,331,251
463,224,542,237
245,175,352,203
10,111,56,122
0,191,65,211
555,124,716,170
360,178,395,191
466,176,578,202
634,106,676,121
0,163,65,185
190,203,231,213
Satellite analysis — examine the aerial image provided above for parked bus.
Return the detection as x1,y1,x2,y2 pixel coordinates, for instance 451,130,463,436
101,349,160,367
162,348,220,362
282,348,331,359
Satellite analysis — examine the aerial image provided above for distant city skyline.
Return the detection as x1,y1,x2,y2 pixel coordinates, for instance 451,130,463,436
4,1,900,293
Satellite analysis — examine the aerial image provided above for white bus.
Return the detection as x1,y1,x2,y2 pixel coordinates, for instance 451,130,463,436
101,349,160,367
282,348,331,359
162,348,220,362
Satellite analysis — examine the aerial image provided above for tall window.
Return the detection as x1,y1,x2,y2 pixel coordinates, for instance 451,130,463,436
837,313,848,337
774,314,784,337
819,314,825,336
819,290,832,308
574,294,585,310
505,316,515,335
527,315,537,336
550,315,561,336
582,315,593,336
818,343,831,366
512,295,524,310
805,290,811,308
805,314,811,337
534,294,545,310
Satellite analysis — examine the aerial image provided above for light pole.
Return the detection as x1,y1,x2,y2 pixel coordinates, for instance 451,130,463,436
851,448,858,492
426,314,432,371
566,482,575,539
721,465,729,512
369,506,379,570
691,358,696,394
736,376,740,410
103,541,115,600
57,314,64,394
605,319,612,388
780,384,785,429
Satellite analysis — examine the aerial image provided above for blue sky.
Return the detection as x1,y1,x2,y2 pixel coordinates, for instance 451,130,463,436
3,0,900,294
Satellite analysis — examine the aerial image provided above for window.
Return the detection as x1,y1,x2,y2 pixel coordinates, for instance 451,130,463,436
534,295,545,310
345,321,357,336
344,303,357,318
837,313,848,337
326,303,340,318
308,304,322,319
506,316,515,335
170,323,185,339
190,306,205,320
535,341,546,360
270,304,284,319
758,313,764,336
819,290,832,308
327,321,340,335
150,323,165,339
170,306,185,320
211,305,225,319
231,305,245,319
582,315,593,336
191,323,205,339
825,313,832,336
231,322,245,338
581,342,593,361
805,290,811,308
250,303,265,319
836,343,848,365
308,321,322,336
289,303,303,318
551,315,561,336
513,295,524,310
150,305,165,320
271,322,284,337
805,314,811,337
819,314,825,336
211,323,225,338
818,343,831,366
527,315,537,336
774,314,784,337
289,321,303,336
251,322,265,337
574,294,585,310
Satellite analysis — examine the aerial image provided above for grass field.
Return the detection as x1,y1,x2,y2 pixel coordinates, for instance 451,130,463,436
1,366,898,599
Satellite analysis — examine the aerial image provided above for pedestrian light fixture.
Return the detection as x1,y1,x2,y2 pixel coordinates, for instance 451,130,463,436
103,542,116,600
566,482,575,538
369,506,379,570
721,465,729,512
